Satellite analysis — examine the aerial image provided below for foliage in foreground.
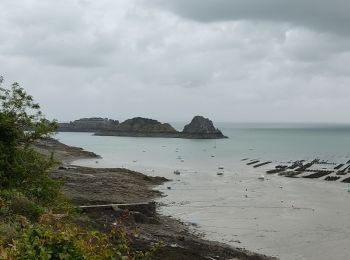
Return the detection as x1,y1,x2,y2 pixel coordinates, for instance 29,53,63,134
1,213,156,260
0,78,156,259
0,77,59,202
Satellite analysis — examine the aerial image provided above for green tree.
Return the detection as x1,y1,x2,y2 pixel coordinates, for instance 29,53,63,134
0,78,58,203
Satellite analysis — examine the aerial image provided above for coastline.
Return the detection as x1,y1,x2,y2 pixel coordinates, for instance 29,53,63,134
94,131,228,139
38,138,275,260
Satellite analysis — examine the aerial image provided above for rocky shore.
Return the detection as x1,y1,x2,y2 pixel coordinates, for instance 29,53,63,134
39,138,274,260
33,137,100,163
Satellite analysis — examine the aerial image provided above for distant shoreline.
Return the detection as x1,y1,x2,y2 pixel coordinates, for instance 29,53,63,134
93,130,228,139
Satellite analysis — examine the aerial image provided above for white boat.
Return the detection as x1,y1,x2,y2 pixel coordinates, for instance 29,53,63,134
174,170,180,175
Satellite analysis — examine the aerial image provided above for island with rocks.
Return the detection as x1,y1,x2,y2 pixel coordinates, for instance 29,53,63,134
181,115,226,139
58,115,228,139
58,117,119,132
96,117,179,137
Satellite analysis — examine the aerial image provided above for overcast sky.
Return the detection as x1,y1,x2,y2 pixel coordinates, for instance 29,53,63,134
1,0,350,123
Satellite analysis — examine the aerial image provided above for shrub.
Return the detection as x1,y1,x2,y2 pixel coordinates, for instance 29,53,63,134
0,222,17,244
0,80,62,211
11,225,86,260
6,192,44,222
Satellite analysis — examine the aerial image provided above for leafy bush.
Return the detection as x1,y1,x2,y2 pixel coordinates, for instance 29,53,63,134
4,213,154,260
11,225,86,260
0,190,44,222
0,222,18,244
0,80,64,207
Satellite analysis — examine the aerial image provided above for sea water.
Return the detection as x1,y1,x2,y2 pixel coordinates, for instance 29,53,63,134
56,123,350,170
55,123,350,260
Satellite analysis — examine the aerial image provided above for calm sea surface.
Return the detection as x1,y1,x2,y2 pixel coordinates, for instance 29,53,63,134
56,123,350,171
55,123,350,260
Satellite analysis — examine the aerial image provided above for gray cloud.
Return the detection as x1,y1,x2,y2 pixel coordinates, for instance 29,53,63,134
145,0,350,35
0,0,350,123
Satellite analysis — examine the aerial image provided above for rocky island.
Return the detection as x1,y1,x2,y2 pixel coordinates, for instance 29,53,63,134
105,117,178,136
58,117,119,132
58,116,227,139
181,115,227,139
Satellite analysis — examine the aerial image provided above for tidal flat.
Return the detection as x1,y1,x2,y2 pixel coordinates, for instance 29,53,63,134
55,124,350,260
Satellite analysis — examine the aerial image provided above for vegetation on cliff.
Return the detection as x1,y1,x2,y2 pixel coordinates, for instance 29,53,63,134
0,78,155,259
58,117,119,132
116,117,177,133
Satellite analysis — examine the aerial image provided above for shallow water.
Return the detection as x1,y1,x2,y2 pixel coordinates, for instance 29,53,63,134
56,123,350,260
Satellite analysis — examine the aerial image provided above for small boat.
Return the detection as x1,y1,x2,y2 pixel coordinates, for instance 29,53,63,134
174,170,180,175
218,167,224,170
211,155,215,158
217,171,224,176
348,184,350,193
258,175,265,181
181,159,185,162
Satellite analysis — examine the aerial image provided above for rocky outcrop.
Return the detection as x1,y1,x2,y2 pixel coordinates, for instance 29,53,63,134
95,117,179,137
58,117,119,132
33,137,100,163
182,116,227,139
116,117,177,133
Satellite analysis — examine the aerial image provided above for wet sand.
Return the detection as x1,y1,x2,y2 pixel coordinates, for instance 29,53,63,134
38,137,350,259
36,138,274,260
158,163,350,260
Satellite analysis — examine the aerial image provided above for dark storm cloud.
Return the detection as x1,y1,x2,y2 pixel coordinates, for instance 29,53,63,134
146,0,350,34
